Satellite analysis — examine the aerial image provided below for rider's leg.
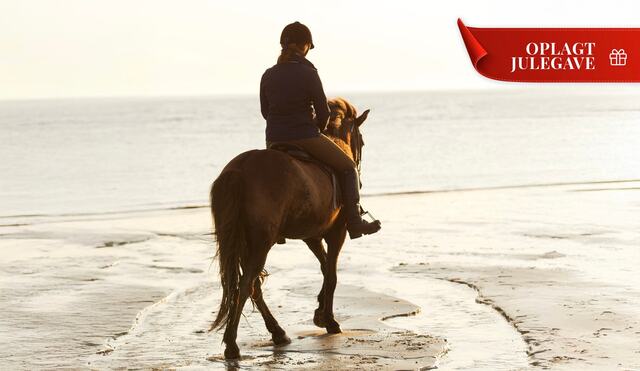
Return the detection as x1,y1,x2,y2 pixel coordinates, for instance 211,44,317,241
339,167,381,239
288,135,381,239
289,135,355,170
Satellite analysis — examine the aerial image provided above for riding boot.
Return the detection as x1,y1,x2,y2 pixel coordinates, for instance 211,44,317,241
340,168,381,239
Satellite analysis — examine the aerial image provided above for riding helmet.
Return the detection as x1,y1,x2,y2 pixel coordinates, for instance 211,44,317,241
280,21,314,49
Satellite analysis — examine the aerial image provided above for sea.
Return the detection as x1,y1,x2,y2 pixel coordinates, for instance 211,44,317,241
1,89,639,220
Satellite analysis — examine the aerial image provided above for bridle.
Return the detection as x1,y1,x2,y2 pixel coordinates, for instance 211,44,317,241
349,121,364,176
348,118,376,220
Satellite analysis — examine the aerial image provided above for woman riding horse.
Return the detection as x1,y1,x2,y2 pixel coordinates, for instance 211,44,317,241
209,22,380,360
260,21,381,239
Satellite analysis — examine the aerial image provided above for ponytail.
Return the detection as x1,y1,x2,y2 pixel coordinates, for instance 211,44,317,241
277,43,305,64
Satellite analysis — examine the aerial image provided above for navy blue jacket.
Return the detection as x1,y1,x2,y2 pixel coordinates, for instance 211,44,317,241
260,54,330,142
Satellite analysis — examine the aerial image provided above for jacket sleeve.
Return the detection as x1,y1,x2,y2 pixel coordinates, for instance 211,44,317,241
308,69,330,131
259,73,269,120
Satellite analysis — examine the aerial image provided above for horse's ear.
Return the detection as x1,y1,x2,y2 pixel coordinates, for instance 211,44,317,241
355,109,370,127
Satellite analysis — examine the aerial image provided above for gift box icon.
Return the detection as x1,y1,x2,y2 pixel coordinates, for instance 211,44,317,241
610,49,627,66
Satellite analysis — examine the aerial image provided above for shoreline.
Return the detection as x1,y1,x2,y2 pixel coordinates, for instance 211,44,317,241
1,181,639,369
2,176,638,223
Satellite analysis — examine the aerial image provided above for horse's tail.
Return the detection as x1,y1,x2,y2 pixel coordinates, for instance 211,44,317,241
209,170,246,331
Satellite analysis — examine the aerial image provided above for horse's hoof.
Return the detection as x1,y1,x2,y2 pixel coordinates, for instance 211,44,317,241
272,333,291,346
313,309,326,327
224,344,240,360
326,320,342,334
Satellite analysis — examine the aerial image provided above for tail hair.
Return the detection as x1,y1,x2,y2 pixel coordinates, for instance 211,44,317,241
209,170,246,331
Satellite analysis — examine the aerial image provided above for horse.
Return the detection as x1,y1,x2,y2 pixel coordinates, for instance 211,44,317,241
209,97,371,359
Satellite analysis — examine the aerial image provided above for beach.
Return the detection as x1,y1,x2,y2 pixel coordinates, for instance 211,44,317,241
2,91,640,369
2,178,638,369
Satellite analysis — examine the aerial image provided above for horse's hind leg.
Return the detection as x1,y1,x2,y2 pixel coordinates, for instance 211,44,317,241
304,238,328,327
251,277,290,345
222,243,270,359
222,268,255,359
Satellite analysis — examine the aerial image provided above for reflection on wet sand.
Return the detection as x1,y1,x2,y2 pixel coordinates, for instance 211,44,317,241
1,180,639,369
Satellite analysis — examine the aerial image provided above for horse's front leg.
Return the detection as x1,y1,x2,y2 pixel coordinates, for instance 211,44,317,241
304,238,328,327
321,224,347,334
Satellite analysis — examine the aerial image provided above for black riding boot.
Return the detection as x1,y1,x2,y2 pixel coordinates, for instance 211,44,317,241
341,168,381,239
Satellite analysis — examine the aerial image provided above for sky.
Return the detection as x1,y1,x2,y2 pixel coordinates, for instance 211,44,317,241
2,0,640,100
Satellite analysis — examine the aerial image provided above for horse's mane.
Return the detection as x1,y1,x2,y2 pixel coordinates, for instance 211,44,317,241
324,97,358,159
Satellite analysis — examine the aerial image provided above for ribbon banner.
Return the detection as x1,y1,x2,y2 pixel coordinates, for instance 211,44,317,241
457,19,640,82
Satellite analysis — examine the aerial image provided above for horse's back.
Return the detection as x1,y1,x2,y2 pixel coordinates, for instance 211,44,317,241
218,148,337,239
222,148,330,189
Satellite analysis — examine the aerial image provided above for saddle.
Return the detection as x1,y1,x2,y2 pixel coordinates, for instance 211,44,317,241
268,143,342,244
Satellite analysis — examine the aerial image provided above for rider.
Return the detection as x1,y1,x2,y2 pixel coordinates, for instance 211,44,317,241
260,21,381,239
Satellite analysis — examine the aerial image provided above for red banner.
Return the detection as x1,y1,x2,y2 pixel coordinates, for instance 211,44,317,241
457,19,640,82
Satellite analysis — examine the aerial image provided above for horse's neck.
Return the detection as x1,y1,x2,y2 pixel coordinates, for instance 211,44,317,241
327,136,354,160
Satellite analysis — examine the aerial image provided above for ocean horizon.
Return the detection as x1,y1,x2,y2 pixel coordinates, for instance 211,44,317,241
2,89,639,219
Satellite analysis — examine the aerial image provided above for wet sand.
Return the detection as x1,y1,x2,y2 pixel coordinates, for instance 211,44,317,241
1,180,639,369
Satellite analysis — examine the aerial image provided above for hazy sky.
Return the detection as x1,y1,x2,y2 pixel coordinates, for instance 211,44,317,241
2,0,640,99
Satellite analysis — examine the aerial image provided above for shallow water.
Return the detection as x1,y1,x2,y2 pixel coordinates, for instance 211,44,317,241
7,178,638,369
0,215,210,369
0,206,528,369
2,182,639,369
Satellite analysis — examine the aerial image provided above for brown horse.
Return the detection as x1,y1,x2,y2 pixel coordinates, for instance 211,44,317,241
209,97,370,359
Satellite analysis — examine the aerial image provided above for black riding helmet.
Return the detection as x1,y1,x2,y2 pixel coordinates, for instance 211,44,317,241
280,21,314,49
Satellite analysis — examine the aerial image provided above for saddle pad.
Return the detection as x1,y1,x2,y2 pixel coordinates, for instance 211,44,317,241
268,144,341,210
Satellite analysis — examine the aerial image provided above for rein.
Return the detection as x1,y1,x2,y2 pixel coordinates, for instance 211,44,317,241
349,122,363,176
348,121,376,221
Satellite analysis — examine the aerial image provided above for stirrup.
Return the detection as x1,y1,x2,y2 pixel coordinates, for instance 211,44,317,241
347,209,381,239
360,209,378,223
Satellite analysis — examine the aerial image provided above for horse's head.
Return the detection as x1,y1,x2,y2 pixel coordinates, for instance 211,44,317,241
323,97,370,170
